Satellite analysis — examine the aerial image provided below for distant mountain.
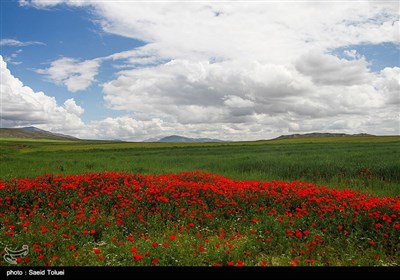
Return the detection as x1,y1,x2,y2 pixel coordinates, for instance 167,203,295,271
20,126,48,133
273,132,373,140
0,126,78,140
155,135,224,143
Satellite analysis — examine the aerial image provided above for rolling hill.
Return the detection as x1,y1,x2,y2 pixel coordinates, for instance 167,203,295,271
273,132,373,140
156,135,224,143
0,127,78,140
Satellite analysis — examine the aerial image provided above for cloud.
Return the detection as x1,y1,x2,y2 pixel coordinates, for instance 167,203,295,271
375,67,400,105
4,49,23,65
295,52,372,86
0,55,85,133
36,57,101,92
102,59,313,124
0,38,45,47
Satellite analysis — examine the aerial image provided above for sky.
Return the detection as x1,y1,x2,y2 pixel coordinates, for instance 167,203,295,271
1,0,399,141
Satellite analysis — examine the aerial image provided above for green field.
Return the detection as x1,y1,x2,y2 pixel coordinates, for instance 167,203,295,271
1,136,399,196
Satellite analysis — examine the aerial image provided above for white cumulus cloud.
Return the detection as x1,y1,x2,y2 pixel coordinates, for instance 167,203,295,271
36,57,101,92
0,55,85,133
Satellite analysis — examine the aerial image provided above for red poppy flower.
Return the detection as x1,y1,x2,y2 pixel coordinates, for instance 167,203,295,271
169,235,176,241
131,247,138,253
369,240,375,245
93,248,101,254
133,254,143,261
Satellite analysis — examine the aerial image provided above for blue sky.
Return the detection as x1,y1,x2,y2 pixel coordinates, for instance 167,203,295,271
2,0,144,122
1,0,399,141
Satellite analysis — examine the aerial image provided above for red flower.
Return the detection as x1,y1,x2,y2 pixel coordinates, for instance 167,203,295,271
151,242,158,248
152,258,159,265
91,229,96,235
69,245,75,251
93,248,101,254
245,251,251,256
82,230,88,235
227,261,234,266
260,261,268,267
163,243,169,248
237,260,243,267
130,247,138,253
199,246,205,253
290,259,299,267
369,240,375,246
133,254,143,261
215,243,221,249
375,223,382,229
169,235,176,241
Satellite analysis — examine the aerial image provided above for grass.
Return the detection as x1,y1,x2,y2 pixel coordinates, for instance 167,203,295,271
0,136,399,196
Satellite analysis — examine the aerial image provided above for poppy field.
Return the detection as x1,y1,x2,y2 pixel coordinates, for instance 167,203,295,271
1,170,399,266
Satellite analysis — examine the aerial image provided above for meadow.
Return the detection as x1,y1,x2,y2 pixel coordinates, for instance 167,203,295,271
1,136,399,196
0,136,399,266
